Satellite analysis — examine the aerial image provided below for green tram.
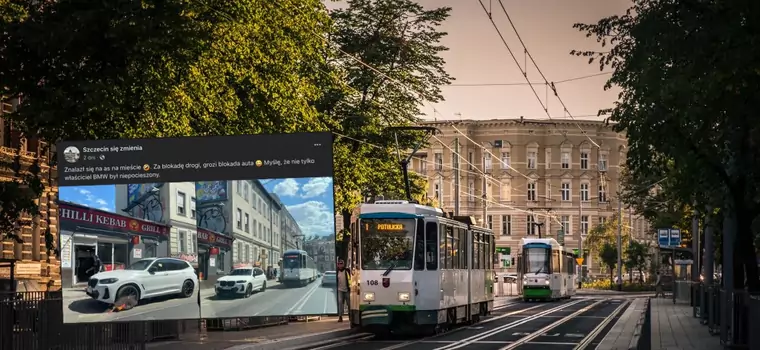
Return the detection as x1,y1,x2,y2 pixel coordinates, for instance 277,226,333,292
516,238,577,301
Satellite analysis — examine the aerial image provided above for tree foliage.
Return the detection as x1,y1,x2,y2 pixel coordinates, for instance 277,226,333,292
0,155,44,243
598,243,618,282
624,240,649,282
572,0,760,290
584,213,632,262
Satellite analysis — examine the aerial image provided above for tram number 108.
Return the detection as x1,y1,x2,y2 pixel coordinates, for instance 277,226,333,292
366,280,379,286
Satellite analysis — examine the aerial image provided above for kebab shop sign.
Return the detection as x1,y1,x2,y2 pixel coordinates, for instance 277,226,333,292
59,203,168,236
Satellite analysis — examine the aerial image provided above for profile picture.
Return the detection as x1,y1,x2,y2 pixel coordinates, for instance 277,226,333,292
63,146,80,163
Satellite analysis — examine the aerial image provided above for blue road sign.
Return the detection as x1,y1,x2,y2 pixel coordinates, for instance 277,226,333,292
658,228,682,247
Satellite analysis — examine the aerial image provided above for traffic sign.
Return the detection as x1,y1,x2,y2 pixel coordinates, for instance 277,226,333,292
575,258,584,265
658,228,682,247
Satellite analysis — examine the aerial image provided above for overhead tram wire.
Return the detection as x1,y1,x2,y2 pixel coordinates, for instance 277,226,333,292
332,131,559,222
446,72,612,87
475,0,600,149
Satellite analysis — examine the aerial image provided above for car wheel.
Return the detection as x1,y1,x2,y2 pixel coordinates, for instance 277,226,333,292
116,284,140,303
180,279,195,298
261,281,267,292
245,283,253,298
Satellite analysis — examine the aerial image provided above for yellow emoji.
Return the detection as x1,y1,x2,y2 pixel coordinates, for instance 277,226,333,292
255,160,263,167
143,164,151,171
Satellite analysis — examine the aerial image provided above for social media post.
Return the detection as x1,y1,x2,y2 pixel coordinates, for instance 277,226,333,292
57,132,334,186
198,177,338,319
59,182,202,323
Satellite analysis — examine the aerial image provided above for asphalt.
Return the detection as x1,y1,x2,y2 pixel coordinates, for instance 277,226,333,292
63,286,202,323
318,297,629,350
201,278,337,318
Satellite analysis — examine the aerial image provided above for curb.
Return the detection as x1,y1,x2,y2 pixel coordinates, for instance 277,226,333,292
222,328,359,350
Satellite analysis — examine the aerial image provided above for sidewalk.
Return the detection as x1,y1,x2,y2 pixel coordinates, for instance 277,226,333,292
649,297,721,350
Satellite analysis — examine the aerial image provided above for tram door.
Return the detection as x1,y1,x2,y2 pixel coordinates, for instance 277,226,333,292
349,221,360,326
516,255,523,295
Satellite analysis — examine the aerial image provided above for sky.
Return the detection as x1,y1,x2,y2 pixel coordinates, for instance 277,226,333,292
264,177,335,238
59,178,336,238
60,185,116,212
326,0,631,121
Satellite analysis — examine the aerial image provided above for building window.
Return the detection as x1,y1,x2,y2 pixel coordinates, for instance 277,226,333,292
243,182,249,202
434,152,443,170
484,153,492,171
501,215,512,236
468,180,475,203
545,149,552,169
501,152,511,169
420,157,427,172
561,151,570,169
501,180,511,202
434,177,443,200
468,152,474,170
178,230,187,253
236,242,242,262
244,213,250,232
487,215,493,230
177,191,186,216
253,219,258,238
244,244,250,263
527,215,536,235
599,216,607,225
599,153,608,171
527,151,537,169
236,181,242,195
527,181,537,201
598,183,607,202
236,208,242,229
581,215,589,236
546,182,553,200
190,197,196,219
561,182,571,201
580,183,589,201
580,151,589,169
561,216,570,234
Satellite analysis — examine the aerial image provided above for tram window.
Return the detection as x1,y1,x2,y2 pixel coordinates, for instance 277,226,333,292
462,228,469,269
480,235,485,269
551,250,561,273
414,220,425,271
458,228,465,269
445,225,454,269
425,222,438,270
439,224,448,270
450,230,458,269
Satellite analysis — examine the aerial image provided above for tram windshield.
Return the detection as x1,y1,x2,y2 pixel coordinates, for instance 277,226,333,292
360,218,415,270
283,254,302,269
523,247,551,274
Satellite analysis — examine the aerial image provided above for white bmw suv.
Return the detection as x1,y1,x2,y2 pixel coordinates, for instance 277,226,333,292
86,257,198,305
215,267,267,298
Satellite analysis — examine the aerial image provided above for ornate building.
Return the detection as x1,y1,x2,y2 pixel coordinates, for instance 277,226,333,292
413,118,653,272
0,98,61,291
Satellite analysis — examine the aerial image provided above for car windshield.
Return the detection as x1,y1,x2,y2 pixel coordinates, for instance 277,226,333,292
360,218,415,270
324,271,336,276
230,269,252,276
125,259,154,270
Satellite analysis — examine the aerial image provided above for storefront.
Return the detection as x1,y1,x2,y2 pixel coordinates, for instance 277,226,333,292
197,228,233,283
58,201,170,288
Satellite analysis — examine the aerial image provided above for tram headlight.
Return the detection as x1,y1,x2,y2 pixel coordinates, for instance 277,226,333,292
544,280,550,285
398,292,411,302
363,292,375,302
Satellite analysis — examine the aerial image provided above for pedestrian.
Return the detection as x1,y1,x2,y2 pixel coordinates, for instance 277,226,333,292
336,259,351,323
654,271,663,298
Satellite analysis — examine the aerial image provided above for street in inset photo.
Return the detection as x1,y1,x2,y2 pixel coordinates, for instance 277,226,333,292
198,177,337,318
60,183,202,323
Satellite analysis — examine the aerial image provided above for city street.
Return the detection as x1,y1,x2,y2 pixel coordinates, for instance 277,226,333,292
317,297,629,350
62,286,202,323
200,277,338,318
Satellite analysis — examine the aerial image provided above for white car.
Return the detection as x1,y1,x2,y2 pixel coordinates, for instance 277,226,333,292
85,258,198,305
215,267,267,298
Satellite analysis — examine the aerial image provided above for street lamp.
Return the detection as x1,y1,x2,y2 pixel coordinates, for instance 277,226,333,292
578,195,599,289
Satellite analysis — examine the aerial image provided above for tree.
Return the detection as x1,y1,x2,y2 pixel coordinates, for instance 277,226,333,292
572,0,760,290
625,241,649,283
324,0,453,260
0,155,44,243
599,243,618,283
583,213,631,263
1,0,334,249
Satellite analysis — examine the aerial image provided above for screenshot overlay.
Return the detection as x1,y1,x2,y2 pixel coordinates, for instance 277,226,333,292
57,133,335,323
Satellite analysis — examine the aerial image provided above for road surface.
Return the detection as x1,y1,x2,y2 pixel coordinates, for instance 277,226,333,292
62,286,201,323
200,277,338,318
317,297,628,350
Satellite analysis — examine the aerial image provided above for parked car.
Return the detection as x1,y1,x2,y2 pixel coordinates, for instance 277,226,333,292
215,266,267,298
86,258,197,305
321,271,337,286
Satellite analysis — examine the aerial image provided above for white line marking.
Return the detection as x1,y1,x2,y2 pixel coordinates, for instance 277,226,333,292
285,282,320,315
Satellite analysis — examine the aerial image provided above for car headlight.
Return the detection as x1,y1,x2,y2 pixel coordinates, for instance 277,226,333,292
363,292,375,302
236,280,246,284
99,278,119,285
545,280,550,285
398,292,411,302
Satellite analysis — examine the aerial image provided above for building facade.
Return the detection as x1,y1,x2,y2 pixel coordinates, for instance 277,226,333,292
414,119,653,273
303,235,336,273
0,101,61,292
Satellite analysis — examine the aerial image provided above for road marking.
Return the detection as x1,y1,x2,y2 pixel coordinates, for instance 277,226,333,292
434,299,588,350
498,299,606,350
323,290,329,315
573,299,630,350
566,333,585,338
286,282,320,315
